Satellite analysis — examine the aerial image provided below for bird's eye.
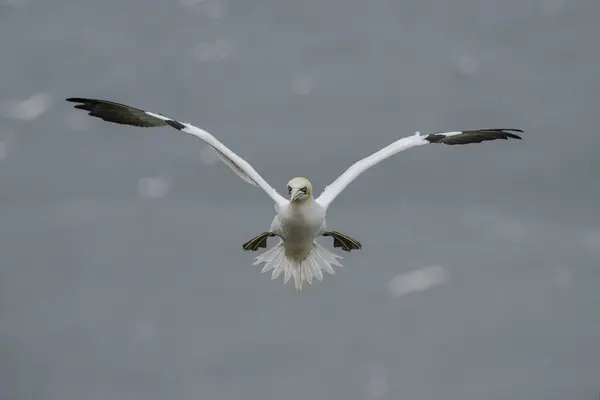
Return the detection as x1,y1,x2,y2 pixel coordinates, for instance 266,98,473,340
287,186,292,193
300,187,307,193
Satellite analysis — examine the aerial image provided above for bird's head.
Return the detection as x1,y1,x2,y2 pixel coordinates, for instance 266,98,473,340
287,177,313,203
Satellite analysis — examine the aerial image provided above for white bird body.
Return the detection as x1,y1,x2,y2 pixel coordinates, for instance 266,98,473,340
66,97,523,291
271,201,327,253
254,180,339,289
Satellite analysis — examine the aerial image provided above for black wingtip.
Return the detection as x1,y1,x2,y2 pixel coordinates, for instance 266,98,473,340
478,128,525,139
66,98,95,112
65,97,169,128
494,128,524,139
504,130,524,140
66,97,88,103
488,129,523,140
73,104,92,111
425,128,524,145
66,98,94,111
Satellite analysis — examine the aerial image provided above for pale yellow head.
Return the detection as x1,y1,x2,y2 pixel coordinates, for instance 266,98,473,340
287,177,313,203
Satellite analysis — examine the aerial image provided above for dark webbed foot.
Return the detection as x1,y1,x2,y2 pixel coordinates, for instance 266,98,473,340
322,231,362,252
242,232,276,251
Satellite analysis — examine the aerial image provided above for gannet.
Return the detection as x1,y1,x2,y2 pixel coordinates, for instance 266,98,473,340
66,97,523,291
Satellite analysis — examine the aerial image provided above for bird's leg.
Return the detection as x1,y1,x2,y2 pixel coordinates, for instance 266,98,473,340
322,231,362,252
242,232,276,251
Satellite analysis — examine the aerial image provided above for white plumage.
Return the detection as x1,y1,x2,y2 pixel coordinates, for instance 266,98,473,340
66,97,523,291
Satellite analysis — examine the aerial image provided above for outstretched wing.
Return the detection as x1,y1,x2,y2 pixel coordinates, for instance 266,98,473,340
66,97,288,206
315,128,523,208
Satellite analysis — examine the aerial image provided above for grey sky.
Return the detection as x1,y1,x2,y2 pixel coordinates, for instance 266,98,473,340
1,0,599,399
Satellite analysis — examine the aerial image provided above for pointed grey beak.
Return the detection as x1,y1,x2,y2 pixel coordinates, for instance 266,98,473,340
290,188,303,202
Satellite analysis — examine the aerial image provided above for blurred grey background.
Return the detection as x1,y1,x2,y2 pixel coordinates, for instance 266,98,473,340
1,0,599,399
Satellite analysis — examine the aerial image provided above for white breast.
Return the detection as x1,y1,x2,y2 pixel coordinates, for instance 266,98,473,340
273,201,326,247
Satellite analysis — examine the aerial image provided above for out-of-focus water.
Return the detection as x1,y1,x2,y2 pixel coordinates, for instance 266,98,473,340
1,0,599,399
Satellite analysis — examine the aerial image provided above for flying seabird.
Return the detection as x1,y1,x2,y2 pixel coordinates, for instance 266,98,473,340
66,97,523,291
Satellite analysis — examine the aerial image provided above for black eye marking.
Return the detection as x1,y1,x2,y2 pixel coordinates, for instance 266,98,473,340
287,186,292,193
300,187,307,193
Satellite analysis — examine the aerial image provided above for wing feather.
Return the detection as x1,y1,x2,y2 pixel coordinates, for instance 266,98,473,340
425,128,523,145
315,128,523,208
66,97,288,206
66,98,168,128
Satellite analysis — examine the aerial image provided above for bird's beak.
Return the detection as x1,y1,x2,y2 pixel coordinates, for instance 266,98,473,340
290,188,303,202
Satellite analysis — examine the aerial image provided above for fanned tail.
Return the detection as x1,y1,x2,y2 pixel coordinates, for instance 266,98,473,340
253,240,344,291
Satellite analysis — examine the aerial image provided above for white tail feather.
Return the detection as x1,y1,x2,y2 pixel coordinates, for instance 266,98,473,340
253,239,344,291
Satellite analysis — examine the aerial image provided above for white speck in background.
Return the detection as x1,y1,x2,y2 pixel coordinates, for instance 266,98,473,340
292,76,315,95
366,365,389,399
554,268,572,289
179,0,203,7
3,92,51,121
192,39,233,63
138,176,170,199
388,265,448,298
133,319,157,341
205,0,226,19
451,50,480,77
200,145,219,165
582,230,600,253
